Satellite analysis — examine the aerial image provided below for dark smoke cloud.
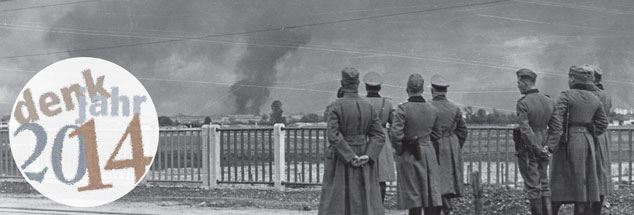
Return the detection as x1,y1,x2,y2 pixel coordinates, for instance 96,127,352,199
230,28,311,114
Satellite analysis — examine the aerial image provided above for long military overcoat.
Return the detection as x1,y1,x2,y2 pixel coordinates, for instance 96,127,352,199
430,95,468,198
550,83,609,203
390,96,443,209
366,96,397,182
318,93,386,215
591,85,613,196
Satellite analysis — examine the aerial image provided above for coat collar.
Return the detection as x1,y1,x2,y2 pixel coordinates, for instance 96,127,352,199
432,95,448,101
342,92,360,98
366,92,381,97
408,96,426,103
523,89,539,95
571,83,597,91
595,83,604,90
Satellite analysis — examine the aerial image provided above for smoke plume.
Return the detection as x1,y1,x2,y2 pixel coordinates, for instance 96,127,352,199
230,28,311,114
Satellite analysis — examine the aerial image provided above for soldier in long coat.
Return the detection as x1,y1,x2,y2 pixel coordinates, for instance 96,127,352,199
318,68,386,215
429,74,468,215
390,73,443,215
513,69,561,215
588,65,613,215
550,65,609,215
363,71,397,202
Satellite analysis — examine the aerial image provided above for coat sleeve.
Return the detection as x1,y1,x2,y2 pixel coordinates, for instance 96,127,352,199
454,108,468,147
516,99,540,153
546,99,563,151
327,105,357,163
551,91,570,150
593,105,609,136
431,111,442,143
390,105,406,154
365,106,386,163
386,100,395,125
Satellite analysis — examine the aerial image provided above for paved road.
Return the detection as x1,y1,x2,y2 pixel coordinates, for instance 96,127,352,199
0,193,408,215
0,194,321,215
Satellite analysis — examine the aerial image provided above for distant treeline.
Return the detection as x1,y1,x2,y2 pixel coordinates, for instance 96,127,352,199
158,107,629,127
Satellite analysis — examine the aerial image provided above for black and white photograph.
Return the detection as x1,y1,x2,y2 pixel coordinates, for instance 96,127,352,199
1,0,634,214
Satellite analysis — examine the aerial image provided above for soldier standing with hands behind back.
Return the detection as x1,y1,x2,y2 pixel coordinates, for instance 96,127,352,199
391,73,443,215
513,69,561,215
318,68,386,215
429,74,468,215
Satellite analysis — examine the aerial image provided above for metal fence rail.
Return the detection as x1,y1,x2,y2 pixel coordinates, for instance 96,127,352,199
284,127,327,185
218,128,274,185
0,130,20,179
147,129,203,183
1,126,633,189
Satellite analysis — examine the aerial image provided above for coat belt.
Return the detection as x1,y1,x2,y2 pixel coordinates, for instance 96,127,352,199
440,131,455,137
407,136,432,145
344,135,369,145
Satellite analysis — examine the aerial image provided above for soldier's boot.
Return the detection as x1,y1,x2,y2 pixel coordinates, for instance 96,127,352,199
442,197,453,215
530,199,543,215
408,207,422,215
379,182,387,203
589,195,605,215
423,206,442,215
551,201,562,215
542,196,552,215
573,202,586,215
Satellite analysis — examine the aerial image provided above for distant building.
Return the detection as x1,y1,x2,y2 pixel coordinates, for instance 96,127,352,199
610,117,634,127
0,121,7,130
228,114,262,124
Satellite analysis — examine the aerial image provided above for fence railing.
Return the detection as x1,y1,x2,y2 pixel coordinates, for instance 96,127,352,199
218,128,274,184
146,129,203,183
1,125,633,189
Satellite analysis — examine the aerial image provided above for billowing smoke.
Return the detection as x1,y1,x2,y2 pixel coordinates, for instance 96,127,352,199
230,28,311,114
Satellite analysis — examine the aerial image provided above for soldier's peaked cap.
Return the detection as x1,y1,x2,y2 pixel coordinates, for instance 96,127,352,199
430,74,450,89
340,67,360,86
569,65,594,79
516,68,537,80
363,71,383,86
407,73,425,92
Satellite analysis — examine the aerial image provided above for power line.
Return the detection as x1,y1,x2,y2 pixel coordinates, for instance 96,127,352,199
0,0,511,60
0,0,102,13
513,0,634,16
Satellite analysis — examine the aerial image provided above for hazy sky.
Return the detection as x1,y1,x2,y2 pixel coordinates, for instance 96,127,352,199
1,0,634,116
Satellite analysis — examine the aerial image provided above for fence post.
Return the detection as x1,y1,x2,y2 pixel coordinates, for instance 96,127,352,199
201,125,210,188
209,124,221,188
273,123,286,190
471,171,483,215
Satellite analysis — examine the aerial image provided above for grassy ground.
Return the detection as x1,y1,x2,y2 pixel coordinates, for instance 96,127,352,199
2,180,633,214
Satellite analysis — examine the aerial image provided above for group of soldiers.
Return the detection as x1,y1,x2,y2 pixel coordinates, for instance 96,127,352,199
513,65,610,215
318,68,467,215
317,64,612,215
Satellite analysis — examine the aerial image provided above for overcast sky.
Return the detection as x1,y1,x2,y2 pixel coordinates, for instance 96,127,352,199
1,0,634,116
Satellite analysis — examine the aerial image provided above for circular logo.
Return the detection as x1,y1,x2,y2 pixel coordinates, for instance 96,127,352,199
9,57,159,207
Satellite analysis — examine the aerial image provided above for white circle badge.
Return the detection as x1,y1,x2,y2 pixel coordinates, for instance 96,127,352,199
9,57,159,207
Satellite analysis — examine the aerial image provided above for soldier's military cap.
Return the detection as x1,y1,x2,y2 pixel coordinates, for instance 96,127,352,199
363,71,383,86
591,65,603,81
430,74,450,89
591,65,603,76
407,73,425,92
569,65,594,80
340,67,360,87
516,68,537,80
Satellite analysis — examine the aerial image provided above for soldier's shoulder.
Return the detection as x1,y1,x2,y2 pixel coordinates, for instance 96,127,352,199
517,95,528,103
396,100,410,108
